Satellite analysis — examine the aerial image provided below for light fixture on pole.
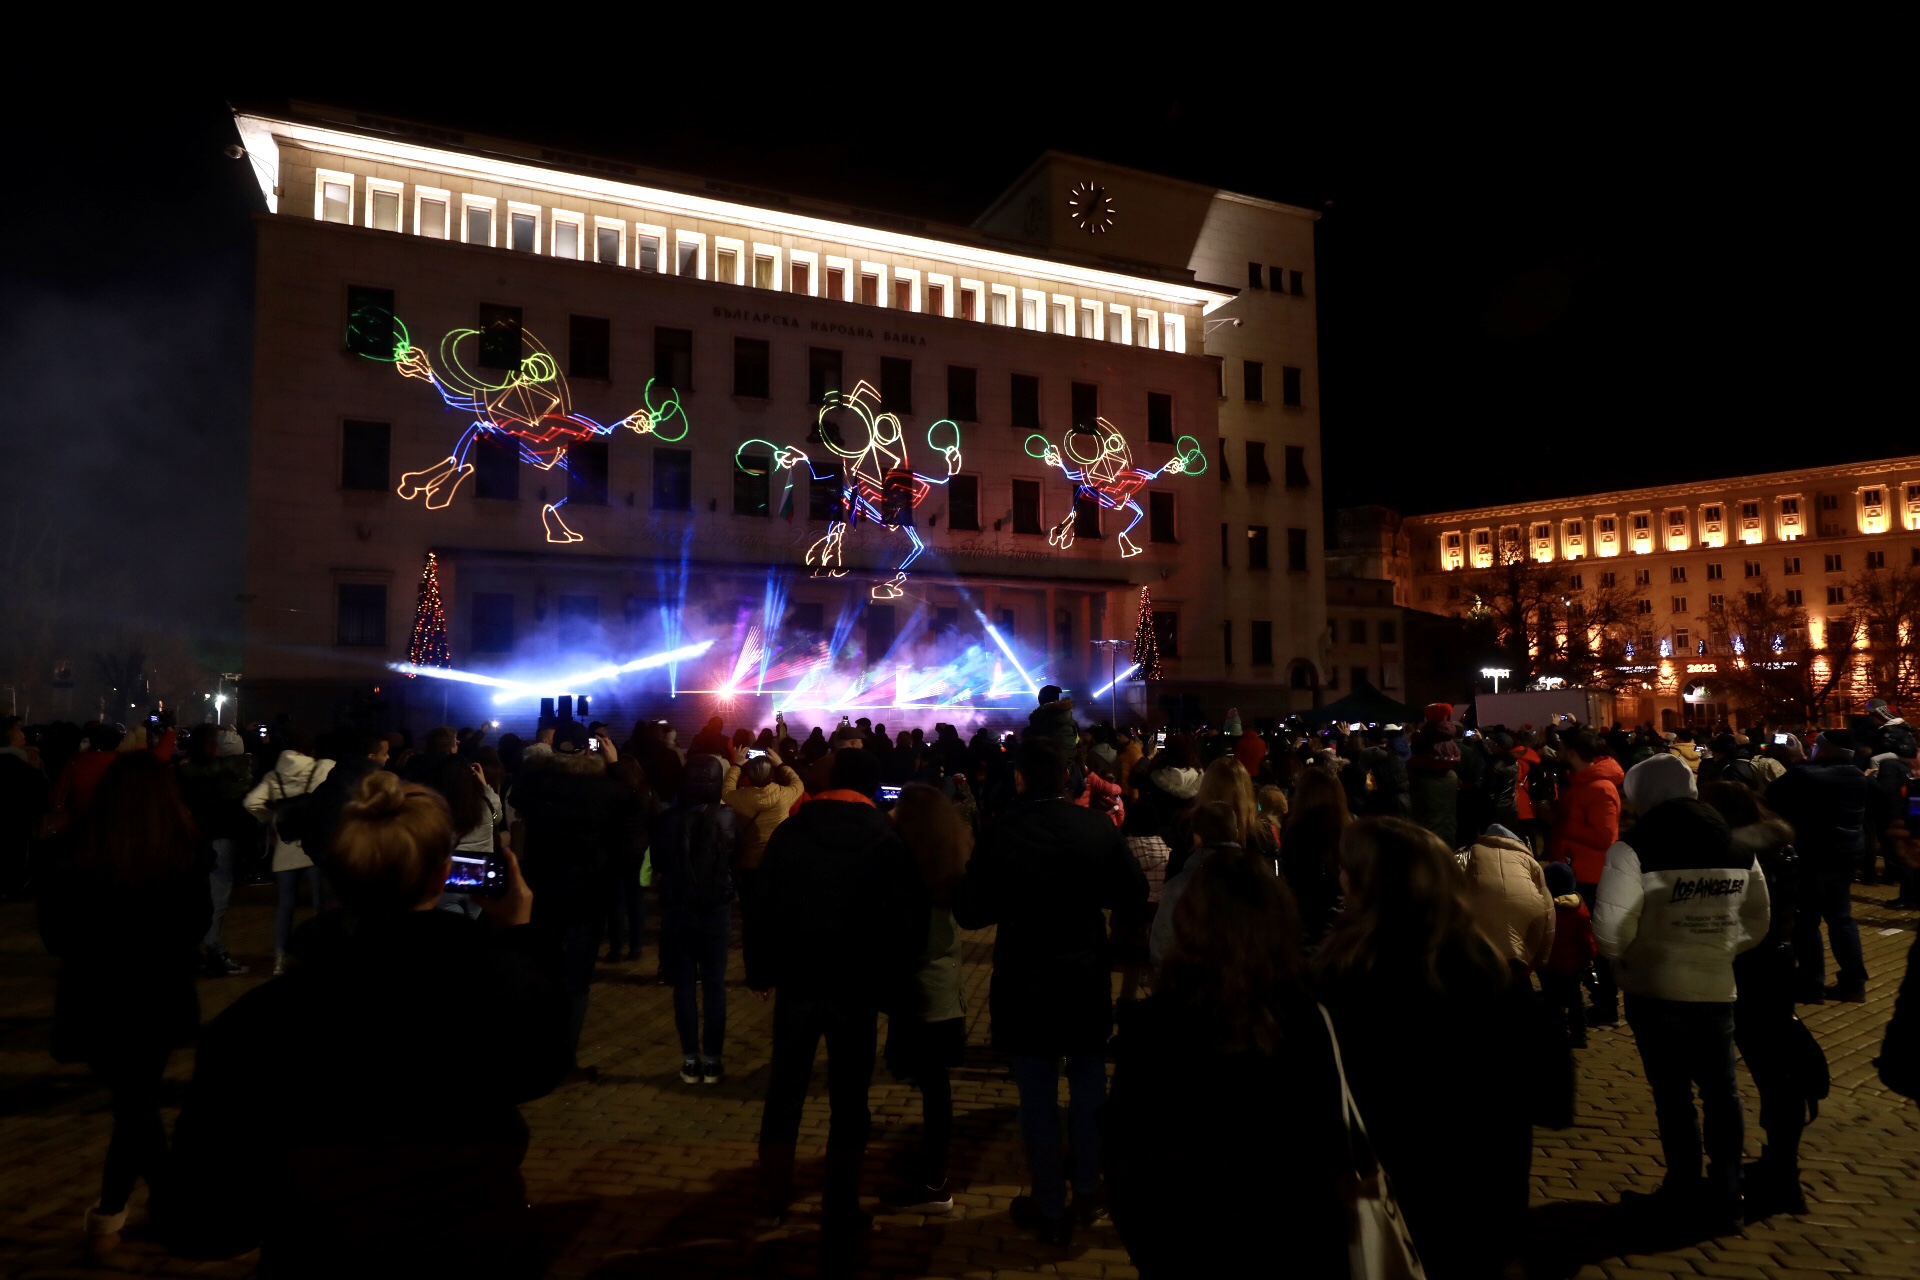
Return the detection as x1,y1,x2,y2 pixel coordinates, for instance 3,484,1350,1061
1480,666,1512,693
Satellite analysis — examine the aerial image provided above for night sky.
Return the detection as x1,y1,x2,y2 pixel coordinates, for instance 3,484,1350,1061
4,67,1904,677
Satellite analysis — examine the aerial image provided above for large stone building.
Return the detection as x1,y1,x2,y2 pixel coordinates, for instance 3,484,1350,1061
229,104,1328,732
1397,456,1920,728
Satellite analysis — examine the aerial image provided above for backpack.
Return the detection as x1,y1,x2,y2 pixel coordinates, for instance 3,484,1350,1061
269,772,321,847
660,801,736,910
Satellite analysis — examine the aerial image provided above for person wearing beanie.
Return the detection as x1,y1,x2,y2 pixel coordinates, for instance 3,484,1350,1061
1594,753,1771,1229
1540,860,1596,1049
1078,743,1125,828
1408,711,1462,849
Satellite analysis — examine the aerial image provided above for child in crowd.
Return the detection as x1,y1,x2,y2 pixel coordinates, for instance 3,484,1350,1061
1540,860,1594,1049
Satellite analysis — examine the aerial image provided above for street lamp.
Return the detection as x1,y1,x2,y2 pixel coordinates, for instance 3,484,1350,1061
1090,638,1132,728
1481,666,1512,694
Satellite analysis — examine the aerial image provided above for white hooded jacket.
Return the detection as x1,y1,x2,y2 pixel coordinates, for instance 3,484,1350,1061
243,750,336,872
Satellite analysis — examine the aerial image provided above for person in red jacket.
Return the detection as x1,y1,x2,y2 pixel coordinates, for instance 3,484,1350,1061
1540,860,1596,1048
1552,727,1625,1025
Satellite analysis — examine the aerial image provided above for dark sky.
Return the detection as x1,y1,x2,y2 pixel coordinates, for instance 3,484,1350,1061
4,63,1905,678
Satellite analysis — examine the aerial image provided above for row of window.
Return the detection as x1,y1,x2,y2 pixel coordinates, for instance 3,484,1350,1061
347,290,1197,435
315,169,1191,349
1331,618,1401,645
1216,440,1311,488
1236,360,1304,407
1217,524,1312,572
1246,263,1308,297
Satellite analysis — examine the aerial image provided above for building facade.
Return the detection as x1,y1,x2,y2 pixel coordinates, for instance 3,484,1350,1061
1399,457,1920,727
230,104,1328,731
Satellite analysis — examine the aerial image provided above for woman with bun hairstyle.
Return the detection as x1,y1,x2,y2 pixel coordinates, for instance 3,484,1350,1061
168,772,570,1278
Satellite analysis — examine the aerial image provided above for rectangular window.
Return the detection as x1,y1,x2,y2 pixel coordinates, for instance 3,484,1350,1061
1785,589,1803,606
1704,505,1722,522
552,219,579,259
1021,295,1040,329
345,285,395,357
1152,610,1180,659
1221,523,1230,568
1635,568,1652,586
1287,527,1309,572
477,303,522,371
1073,488,1102,538
652,448,692,512
1866,549,1886,569
509,210,537,252
1781,498,1800,515
960,287,979,321
638,234,661,272
1672,597,1688,614
1827,585,1846,605
336,584,387,647
595,225,621,265
1246,441,1271,484
1012,479,1043,535
789,260,811,294
808,465,843,523
1349,619,1368,644
1051,301,1070,334
926,283,944,315
1011,374,1041,429
1249,262,1265,289
808,347,842,405
1637,599,1653,615
1243,360,1265,402
369,186,400,232
754,255,775,290
733,338,771,398
861,273,880,306
1282,366,1303,407
1147,392,1173,443
1570,574,1584,589
1675,628,1691,651
320,175,352,224
1784,556,1801,575
1248,524,1270,569
1268,265,1286,291
1223,620,1234,666
654,327,693,389
1380,620,1398,643
1744,560,1762,578
1284,445,1310,488
947,366,977,421
677,239,700,277
893,279,913,310
1149,492,1176,543
1251,620,1274,667
1864,488,1883,505
1219,437,1230,483
733,451,770,516
340,420,390,491
465,202,493,245
827,265,845,300
990,290,1008,324
1823,553,1843,572
1706,563,1724,580
567,440,608,506
569,315,611,380
1071,381,1099,431
471,593,514,653
473,434,519,500
714,247,738,284
881,471,916,526
947,474,979,531
880,357,913,414
1290,270,1305,296
418,196,448,238
1670,566,1688,583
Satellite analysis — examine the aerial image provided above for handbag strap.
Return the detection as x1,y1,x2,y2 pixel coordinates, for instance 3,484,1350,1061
1319,1001,1378,1156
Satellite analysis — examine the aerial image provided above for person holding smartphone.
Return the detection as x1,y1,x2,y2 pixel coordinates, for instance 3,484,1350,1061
168,772,569,1276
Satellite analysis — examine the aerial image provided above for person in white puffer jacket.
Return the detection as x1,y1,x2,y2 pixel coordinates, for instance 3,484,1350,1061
243,732,336,974
1594,752,1770,1229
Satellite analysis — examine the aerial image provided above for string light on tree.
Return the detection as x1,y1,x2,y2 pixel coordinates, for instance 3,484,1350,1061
407,551,451,674
1131,587,1162,683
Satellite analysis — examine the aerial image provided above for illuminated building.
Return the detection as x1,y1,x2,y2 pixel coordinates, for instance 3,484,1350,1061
1398,456,1920,727
231,103,1327,727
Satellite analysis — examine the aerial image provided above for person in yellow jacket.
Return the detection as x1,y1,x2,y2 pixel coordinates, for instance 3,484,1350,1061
722,746,805,877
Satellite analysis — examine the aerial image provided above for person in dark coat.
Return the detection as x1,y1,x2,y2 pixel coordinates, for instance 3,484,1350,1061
1703,781,1815,1217
175,727,261,975
37,751,211,1258
745,745,924,1261
1102,847,1347,1276
1281,767,1351,948
1315,816,1556,1279
167,771,569,1278
1769,729,1871,1002
509,740,635,1068
651,753,741,1083
954,739,1148,1244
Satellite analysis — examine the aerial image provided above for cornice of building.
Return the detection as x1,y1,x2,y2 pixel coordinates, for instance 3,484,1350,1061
236,105,1235,312
1403,455,1920,526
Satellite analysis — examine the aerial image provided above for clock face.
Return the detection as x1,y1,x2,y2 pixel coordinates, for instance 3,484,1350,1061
1068,181,1116,235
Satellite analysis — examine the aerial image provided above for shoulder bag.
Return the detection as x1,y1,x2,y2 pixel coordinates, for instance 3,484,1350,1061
1318,1002,1428,1280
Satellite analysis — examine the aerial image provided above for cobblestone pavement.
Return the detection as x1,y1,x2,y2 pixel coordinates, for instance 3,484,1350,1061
2,884,1916,1279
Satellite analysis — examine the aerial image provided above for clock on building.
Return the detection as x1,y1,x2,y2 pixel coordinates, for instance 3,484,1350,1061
1067,181,1116,234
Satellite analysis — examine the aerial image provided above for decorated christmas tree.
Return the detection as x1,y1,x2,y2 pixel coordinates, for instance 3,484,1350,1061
407,551,451,674
1131,586,1162,682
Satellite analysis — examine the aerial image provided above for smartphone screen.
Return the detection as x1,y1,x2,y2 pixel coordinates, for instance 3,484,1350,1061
745,748,767,760
878,785,902,802
587,737,600,751
1907,793,1920,821
1155,731,1167,747
445,853,506,898
1774,734,1790,745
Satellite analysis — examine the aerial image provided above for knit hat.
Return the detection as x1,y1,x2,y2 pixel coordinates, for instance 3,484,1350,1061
1624,752,1697,813
1424,702,1454,725
1090,742,1118,769
1544,861,1577,897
